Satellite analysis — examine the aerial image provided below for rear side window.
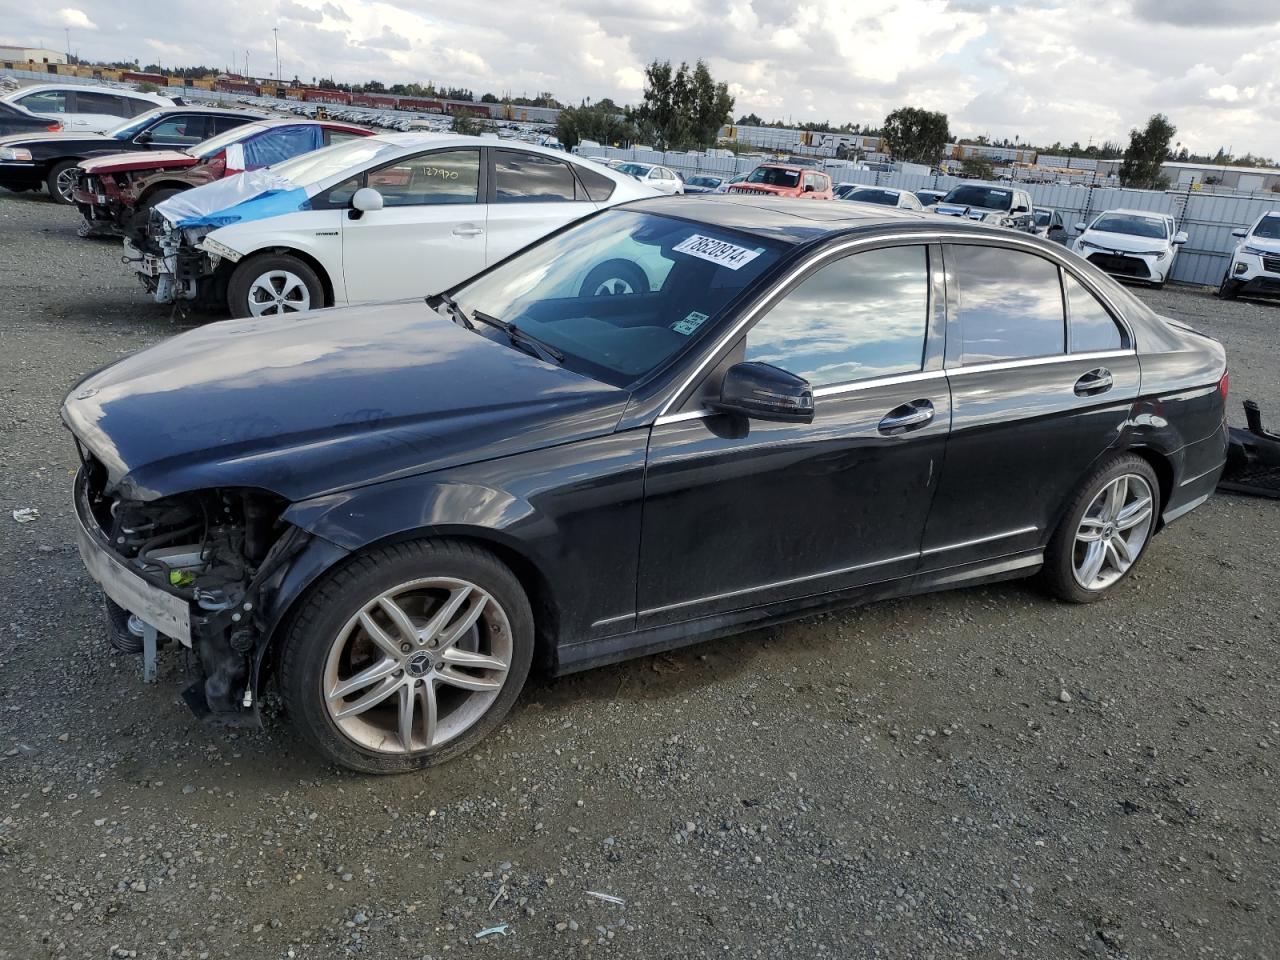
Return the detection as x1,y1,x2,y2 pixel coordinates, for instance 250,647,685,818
210,115,248,135
1065,274,1124,352
951,245,1065,364
76,92,130,116
574,163,616,202
746,245,930,385
494,151,578,202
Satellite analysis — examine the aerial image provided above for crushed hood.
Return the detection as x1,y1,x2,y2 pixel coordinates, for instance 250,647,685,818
78,150,197,175
155,168,309,229
61,302,628,503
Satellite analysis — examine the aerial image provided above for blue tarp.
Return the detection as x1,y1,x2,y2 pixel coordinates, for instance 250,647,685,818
241,124,323,169
155,169,309,229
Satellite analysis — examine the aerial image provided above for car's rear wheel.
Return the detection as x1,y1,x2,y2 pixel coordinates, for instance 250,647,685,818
579,259,649,298
46,160,80,204
279,539,534,773
1042,454,1160,603
227,253,324,319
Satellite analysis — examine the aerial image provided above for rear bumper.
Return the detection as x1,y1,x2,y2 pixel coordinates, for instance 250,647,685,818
1162,420,1228,524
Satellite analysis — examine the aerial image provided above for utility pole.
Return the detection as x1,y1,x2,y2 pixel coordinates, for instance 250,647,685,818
64,28,70,63
273,27,279,89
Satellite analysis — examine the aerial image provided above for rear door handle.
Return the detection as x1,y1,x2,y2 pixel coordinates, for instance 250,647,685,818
452,225,483,237
878,399,935,436
1074,367,1114,397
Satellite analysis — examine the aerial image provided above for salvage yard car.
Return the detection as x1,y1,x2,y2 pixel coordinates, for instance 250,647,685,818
838,186,924,210
728,164,833,199
0,106,262,204
64,196,1229,772
132,134,656,316
1072,209,1186,288
933,183,1036,232
71,118,372,237
4,83,177,134
613,161,685,195
1217,212,1280,301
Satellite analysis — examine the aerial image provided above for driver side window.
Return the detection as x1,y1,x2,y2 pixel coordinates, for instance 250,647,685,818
745,246,930,386
365,149,481,206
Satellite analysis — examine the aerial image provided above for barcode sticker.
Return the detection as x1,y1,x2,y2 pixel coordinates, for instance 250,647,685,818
671,234,762,270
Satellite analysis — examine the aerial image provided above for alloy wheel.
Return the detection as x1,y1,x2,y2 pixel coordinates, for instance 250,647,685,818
55,166,79,203
593,277,635,296
322,577,513,754
1071,474,1155,590
247,270,312,316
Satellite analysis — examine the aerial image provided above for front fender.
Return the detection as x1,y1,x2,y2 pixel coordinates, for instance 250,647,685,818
208,210,346,300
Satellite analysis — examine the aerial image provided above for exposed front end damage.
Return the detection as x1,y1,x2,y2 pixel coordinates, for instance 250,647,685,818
125,215,225,306
73,446,309,725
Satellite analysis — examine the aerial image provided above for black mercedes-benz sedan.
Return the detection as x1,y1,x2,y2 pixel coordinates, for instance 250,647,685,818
62,196,1228,773
0,106,262,203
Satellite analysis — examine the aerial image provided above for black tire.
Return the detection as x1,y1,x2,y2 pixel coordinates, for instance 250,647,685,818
130,187,183,235
278,539,535,774
578,259,649,298
1217,274,1241,300
45,159,80,205
227,253,325,319
1041,453,1161,604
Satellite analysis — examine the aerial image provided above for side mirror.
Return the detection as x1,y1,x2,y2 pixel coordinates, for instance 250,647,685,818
134,130,153,144
1074,222,1087,232
710,362,814,424
1231,228,1247,238
803,183,815,192
349,187,383,220
1172,231,1188,245
1013,204,1028,213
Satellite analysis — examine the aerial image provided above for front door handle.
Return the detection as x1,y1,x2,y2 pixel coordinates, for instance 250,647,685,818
1074,367,1114,397
452,225,484,237
878,399,935,436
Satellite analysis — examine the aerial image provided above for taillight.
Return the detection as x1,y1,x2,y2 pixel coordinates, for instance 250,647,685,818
47,123,62,132
1218,371,1229,402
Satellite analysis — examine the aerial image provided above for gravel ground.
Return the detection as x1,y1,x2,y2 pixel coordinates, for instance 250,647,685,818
1,191,1277,960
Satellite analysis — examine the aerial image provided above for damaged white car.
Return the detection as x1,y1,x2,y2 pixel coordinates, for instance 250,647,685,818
135,134,657,317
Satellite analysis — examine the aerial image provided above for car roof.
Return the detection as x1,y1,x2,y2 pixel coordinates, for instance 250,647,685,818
6,83,174,102
146,106,268,116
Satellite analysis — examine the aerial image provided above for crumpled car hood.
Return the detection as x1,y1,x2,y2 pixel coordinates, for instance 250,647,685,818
78,150,197,174
61,302,629,503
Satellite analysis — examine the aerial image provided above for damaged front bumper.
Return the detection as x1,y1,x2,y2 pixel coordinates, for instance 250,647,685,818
124,218,220,305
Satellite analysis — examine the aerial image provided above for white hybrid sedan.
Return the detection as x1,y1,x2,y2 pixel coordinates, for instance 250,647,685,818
145,135,659,317
1071,208,1187,288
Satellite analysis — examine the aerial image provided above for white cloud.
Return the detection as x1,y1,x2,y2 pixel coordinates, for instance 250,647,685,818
6,0,1280,158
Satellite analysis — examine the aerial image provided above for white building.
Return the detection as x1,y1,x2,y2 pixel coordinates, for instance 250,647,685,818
0,46,68,64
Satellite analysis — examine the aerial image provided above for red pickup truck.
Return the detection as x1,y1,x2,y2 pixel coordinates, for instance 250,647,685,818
727,164,833,199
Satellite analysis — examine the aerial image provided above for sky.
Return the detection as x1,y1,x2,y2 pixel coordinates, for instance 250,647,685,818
6,0,1280,157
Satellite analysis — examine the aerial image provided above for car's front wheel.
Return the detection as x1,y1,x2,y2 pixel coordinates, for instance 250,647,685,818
227,253,325,319
1217,273,1242,300
1042,454,1160,603
279,539,534,773
46,160,80,204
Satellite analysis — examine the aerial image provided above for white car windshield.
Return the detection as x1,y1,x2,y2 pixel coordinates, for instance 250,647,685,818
615,163,652,178
1091,214,1168,240
1253,216,1280,240
267,138,398,186
942,185,1012,209
847,189,900,206
190,123,269,159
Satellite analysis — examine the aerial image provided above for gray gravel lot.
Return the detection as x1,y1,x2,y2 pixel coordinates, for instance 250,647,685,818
1,191,1277,960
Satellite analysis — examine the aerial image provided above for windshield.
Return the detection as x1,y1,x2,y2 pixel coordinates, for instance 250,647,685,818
267,137,395,186
1034,210,1051,226
190,122,269,159
616,162,652,178
107,110,163,140
452,209,783,387
847,189,899,206
1253,215,1280,240
746,166,800,187
688,176,720,187
942,185,1013,210
1090,214,1168,239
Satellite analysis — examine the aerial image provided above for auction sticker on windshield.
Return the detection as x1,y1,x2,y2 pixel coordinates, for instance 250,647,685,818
672,311,709,335
672,234,763,270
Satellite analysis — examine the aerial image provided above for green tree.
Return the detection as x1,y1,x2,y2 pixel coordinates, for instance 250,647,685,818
555,102,637,149
452,114,484,136
959,155,994,180
881,107,951,165
480,92,499,103
632,59,734,149
1119,114,1175,189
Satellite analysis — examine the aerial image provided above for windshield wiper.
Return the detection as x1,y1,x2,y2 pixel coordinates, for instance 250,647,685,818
427,292,474,329
471,309,564,365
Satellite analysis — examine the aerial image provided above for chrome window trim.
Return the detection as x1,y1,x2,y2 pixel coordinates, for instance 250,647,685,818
921,525,1039,557
637,550,920,618
656,229,1132,419
944,348,1135,378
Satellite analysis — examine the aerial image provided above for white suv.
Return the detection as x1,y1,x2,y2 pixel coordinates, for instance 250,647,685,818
4,84,177,134
1218,212,1280,301
1071,208,1187,288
